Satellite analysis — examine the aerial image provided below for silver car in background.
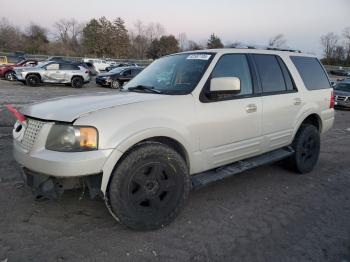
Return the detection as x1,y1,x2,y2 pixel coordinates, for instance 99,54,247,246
15,61,91,88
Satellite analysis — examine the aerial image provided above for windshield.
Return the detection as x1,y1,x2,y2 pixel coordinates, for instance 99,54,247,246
334,83,350,92
124,53,214,94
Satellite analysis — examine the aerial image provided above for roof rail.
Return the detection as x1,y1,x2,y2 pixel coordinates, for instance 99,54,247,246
229,44,302,53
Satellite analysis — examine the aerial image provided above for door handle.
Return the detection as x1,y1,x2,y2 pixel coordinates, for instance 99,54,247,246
246,104,257,113
293,97,302,105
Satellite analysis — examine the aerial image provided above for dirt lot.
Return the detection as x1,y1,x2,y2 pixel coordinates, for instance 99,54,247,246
0,79,349,262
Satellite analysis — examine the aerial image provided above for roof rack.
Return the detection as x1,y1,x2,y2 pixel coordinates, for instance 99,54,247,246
229,44,302,53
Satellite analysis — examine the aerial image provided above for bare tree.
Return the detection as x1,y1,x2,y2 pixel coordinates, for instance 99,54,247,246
343,27,350,61
177,32,188,51
320,32,338,61
146,22,165,42
53,18,83,55
268,34,287,48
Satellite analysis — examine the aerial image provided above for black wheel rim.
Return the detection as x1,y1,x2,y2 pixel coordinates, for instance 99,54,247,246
300,135,317,163
73,79,82,87
28,77,37,85
128,162,176,211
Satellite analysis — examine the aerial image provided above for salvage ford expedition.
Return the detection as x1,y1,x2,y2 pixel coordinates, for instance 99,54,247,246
12,48,334,230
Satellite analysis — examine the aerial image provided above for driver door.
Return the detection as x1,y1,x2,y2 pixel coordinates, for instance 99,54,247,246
195,54,263,169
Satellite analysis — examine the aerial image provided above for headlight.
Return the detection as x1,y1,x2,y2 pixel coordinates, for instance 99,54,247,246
46,124,98,152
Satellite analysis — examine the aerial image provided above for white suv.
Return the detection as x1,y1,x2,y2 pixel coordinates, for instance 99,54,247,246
12,49,334,230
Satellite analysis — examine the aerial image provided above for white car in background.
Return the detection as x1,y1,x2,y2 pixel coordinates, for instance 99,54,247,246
82,58,109,71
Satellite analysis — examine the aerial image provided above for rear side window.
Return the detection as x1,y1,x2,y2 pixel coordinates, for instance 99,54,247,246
252,54,286,93
290,56,330,90
60,64,79,70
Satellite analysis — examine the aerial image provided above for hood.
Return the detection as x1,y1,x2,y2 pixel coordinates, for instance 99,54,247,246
334,89,350,96
20,91,168,122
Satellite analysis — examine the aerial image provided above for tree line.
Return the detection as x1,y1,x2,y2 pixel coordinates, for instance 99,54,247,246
1,16,348,65
0,17,225,59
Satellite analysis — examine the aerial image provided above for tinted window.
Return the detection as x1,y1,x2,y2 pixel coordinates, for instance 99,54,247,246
211,54,253,96
132,69,142,76
253,54,286,93
60,63,79,70
290,56,330,90
123,70,132,76
276,56,295,91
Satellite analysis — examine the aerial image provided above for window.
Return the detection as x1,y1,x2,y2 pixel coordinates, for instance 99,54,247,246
253,54,286,93
123,69,132,76
124,53,213,95
276,56,296,91
60,63,79,70
45,63,59,70
210,54,253,96
132,69,142,76
290,56,330,90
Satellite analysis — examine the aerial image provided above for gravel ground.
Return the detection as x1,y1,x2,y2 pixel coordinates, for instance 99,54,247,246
0,79,349,262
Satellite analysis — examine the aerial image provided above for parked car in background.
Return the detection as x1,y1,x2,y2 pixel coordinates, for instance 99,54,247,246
73,62,100,76
334,79,350,109
330,68,350,77
0,59,38,80
82,58,110,71
0,54,26,66
105,63,139,72
95,66,143,89
15,61,90,88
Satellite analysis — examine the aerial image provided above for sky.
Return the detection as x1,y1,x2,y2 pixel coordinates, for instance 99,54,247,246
1,0,349,57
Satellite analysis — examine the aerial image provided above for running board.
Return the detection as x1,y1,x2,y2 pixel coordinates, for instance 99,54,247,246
191,147,294,189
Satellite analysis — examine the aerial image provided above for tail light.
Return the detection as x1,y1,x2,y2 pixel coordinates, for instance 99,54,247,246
330,90,335,108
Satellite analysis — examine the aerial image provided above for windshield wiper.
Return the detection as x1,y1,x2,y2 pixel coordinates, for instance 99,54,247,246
128,85,162,94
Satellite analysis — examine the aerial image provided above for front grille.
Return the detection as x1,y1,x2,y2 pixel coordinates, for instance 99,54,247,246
20,118,45,151
335,95,348,102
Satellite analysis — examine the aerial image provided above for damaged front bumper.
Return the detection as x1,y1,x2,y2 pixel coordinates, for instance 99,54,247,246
20,167,102,200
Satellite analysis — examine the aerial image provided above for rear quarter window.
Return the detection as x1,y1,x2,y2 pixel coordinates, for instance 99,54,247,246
290,56,330,90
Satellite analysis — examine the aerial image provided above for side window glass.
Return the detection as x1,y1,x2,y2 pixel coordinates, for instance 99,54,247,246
132,69,141,76
46,63,59,70
277,56,296,91
253,54,286,93
210,54,253,98
290,56,330,90
123,70,131,76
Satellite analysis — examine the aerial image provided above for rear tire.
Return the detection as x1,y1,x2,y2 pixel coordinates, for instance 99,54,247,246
25,74,40,87
4,71,15,81
71,76,83,88
287,125,320,174
111,80,121,89
108,142,190,230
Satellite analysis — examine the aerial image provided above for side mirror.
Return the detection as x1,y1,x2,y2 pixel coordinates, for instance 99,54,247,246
210,77,241,93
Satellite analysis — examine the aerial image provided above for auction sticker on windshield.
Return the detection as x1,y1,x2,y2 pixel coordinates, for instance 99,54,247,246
186,54,211,60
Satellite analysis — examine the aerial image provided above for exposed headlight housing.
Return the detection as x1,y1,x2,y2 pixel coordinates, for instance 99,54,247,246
46,124,98,152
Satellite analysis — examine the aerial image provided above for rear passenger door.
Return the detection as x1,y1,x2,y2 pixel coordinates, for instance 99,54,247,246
251,54,301,151
197,54,263,169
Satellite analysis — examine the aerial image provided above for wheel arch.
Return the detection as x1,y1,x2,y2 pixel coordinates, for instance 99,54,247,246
293,113,322,141
25,73,41,80
100,135,191,195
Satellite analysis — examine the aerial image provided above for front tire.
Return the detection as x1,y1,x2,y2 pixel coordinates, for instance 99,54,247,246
108,142,190,230
71,76,83,88
287,125,320,174
25,74,40,86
